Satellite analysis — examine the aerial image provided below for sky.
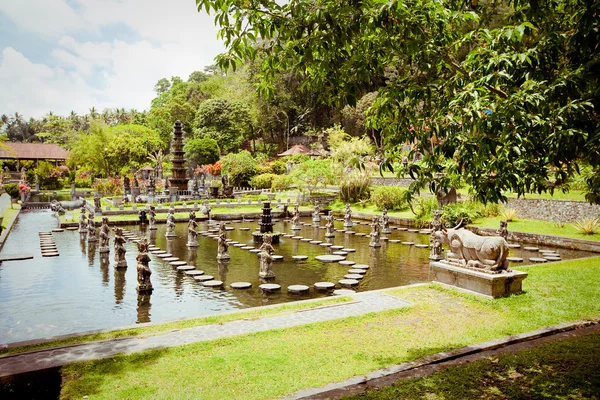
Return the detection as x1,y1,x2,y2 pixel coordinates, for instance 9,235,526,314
0,0,224,119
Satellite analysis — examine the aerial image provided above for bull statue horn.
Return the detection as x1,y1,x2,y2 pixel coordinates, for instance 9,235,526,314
453,219,464,230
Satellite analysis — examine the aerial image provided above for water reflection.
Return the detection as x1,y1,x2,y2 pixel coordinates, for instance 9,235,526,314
187,247,198,267
80,237,86,255
217,260,229,281
114,268,126,305
136,294,152,323
99,253,110,285
87,242,96,267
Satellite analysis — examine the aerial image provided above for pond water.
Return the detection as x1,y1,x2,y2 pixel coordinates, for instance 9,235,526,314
0,210,595,343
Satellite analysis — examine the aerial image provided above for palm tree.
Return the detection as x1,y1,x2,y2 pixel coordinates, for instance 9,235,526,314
89,107,99,119
147,149,169,179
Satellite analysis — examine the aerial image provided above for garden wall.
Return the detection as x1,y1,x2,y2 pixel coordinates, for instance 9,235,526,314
370,177,414,187
505,198,600,222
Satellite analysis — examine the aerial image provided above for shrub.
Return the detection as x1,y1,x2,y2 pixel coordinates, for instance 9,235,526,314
340,171,371,203
572,217,600,235
500,207,518,222
290,158,335,194
206,162,222,176
184,138,220,166
370,186,408,211
249,173,277,189
483,203,501,218
441,201,484,226
75,176,93,189
220,150,257,186
93,177,123,197
271,174,295,190
35,161,63,190
269,160,287,175
4,183,19,198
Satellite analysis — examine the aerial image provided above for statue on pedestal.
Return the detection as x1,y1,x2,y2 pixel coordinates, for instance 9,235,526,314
258,234,275,279
431,209,442,232
114,228,127,268
496,220,508,240
165,207,176,238
369,216,381,247
148,206,157,230
78,206,87,234
99,216,110,253
20,167,27,185
312,204,320,224
94,193,101,213
343,203,353,228
291,204,301,230
381,208,391,234
325,211,335,237
187,211,199,247
87,211,97,242
429,231,443,261
123,177,131,195
136,239,153,293
216,222,230,260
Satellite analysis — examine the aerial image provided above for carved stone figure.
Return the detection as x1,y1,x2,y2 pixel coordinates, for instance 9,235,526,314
312,204,320,224
204,201,211,220
343,203,353,228
258,234,275,279
136,239,153,293
433,221,510,272
148,175,156,192
124,177,131,194
94,193,101,212
496,220,508,240
369,216,381,247
429,232,443,261
148,206,157,230
114,227,127,268
221,175,229,187
78,206,87,234
87,211,97,242
381,208,391,233
165,207,176,238
325,211,335,238
187,211,199,247
431,209,442,232
291,204,301,230
99,217,110,253
216,222,230,260
20,167,27,185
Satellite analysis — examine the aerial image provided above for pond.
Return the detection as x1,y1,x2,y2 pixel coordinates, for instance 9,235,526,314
0,210,595,343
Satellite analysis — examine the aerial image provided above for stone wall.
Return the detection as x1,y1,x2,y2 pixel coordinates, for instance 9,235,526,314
0,193,10,214
505,198,600,223
370,177,414,187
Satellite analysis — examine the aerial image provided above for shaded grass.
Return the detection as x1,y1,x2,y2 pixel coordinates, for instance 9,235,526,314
345,330,600,399
1,296,351,356
0,204,20,223
472,216,600,242
329,200,414,218
59,257,600,400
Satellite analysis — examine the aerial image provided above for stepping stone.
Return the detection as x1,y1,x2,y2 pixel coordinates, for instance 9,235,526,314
507,257,524,262
157,253,173,258
415,244,429,248
333,251,348,256
231,282,252,289
345,231,355,235
0,254,34,262
272,255,284,261
301,238,312,242
259,283,281,293
250,249,262,253
381,237,389,241
151,250,166,254
539,250,558,254
234,243,246,247
39,232,52,236
170,261,187,267
283,234,294,238
529,257,547,263
292,236,303,239
225,227,234,231
203,280,224,288
333,289,355,295
402,242,415,246
177,265,195,271
507,244,521,248
339,260,355,266
320,243,333,247
344,274,363,280
348,269,367,275
389,240,400,243
314,282,336,291
352,264,370,270
292,255,308,260
41,247,57,251
66,227,79,231
330,245,344,250
524,246,539,252
288,285,309,294
228,241,239,245
315,255,346,262
185,270,204,276
420,229,433,234
545,256,562,262
397,228,408,231
339,279,359,287
51,228,64,232
355,233,366,237
310,240,323,244
241,246,255,250
239,228,250,231
408,229,419,233
341,248,356,252
163,257,179,262
194,275,214,282
42,252,60,257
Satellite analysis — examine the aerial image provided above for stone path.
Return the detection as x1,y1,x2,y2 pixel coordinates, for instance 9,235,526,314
0,291,410,377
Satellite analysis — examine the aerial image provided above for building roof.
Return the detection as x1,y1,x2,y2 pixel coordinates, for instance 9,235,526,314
0,142,69,160
277,144,323,157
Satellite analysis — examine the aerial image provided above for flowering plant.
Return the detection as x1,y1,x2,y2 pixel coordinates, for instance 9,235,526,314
206,162,222,176
18,183,31,195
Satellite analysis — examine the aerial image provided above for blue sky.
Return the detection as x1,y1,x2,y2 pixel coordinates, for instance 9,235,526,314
0,0,224,118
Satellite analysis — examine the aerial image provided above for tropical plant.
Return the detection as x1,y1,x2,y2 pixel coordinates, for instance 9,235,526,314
271,174,295,190
572,217,600,235
370,186,408,211
184,138,220,166
500,208,519,222
289,158,335,194
339,170,371,203
249,173,277,189
3,183,19,199
220,150,257,186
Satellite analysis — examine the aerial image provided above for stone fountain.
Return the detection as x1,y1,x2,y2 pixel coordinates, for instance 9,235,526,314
253,201,281,244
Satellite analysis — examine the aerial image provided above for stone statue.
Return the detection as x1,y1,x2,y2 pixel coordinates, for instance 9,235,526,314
200,173,206,188
148,206,157,230
325,211,335,237
187,211,199,247
94,193,101,212
221,174,229,187
429,232,443,261
381,208,391,233
124,177,131,194
99,216,110,253
133,176,139,189
312,204,320,224
432,221,510,272
258,234,275,279
204,200,211,221
291,204,301,230
431,209,442,232
369,216,381,247
136,239,153,293
496,220,508,240
216,222,230,260
78,206,88,234
343,203,353,228
20,167,27,185
165,207,176,238
114,227,127,268
87,211,97,242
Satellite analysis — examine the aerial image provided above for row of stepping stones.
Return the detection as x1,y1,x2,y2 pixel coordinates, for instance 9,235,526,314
39,232,59,257
507,246,562,263
282,229,429,248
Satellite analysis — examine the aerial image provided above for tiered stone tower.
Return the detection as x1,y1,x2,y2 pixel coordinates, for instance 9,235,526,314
259,201,274,234
169,120,188,191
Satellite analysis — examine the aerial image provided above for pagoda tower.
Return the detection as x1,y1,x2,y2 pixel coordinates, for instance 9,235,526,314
169,120,188,190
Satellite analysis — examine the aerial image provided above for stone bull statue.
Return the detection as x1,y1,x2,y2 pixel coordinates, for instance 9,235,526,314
434,220,510,272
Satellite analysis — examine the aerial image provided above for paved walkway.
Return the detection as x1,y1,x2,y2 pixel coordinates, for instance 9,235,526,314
0,291,410,377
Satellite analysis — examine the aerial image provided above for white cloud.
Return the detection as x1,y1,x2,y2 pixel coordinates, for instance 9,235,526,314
0,0,225,118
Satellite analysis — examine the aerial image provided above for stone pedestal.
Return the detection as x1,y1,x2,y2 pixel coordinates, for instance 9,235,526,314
136,283,153,294
429,261,528,298
99,246,110,253
115,260,128,269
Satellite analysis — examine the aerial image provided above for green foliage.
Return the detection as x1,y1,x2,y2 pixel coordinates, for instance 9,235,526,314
271,174,295,190
500,208,518,222
34,161,63,190
290,158,335,194
193,99,251,153
572,217,600,235
184,138,220,166
328,125,375,169
413,196,440,228
249,173,277,189
441,201,485,227
75,177,93,189
370,186,408,211
3,183,19,199
220,150,257,186
339,170,371,203
268,160,287,175
93,177,123,197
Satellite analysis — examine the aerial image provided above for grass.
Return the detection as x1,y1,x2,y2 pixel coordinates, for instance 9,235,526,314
0,296,351,356
329,200,415,219
57,257,600,399
472,216,600,241
344,330,600,399
0,203,20,222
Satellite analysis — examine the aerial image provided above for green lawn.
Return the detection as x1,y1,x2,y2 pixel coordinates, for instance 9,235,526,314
329,200,415,219
345,330,600,399
58,257,600,399
472,216,600,241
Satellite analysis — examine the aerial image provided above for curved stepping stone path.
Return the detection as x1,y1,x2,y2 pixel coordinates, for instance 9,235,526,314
348,269,366,275
194,275,214,282
507,244,521,249
170,261,187,267
292,255,308,260
344,274,363,280
339,260,355,266
157,253,173,258
231,282,252,289
330,245,344,250
414,244,429,248
39,232,59,257
507,256,524,262
203,280,224,288
319,243,333,247
185,270,204,276
333,289,355,295
529,257,547,263
163,257,179,262
288,285,309,294
339,279,359,287
523,246,539,252
341,248,356,253
333,251,348,256
177,265,195,271
402,242,415,246
545,256,562,261
314,282,335,291
259,283,281,293
353,264,370,270
315,254,346,262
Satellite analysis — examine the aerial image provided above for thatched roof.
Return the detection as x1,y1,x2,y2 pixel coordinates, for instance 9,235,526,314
0,143,68,160
278,144,323,157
